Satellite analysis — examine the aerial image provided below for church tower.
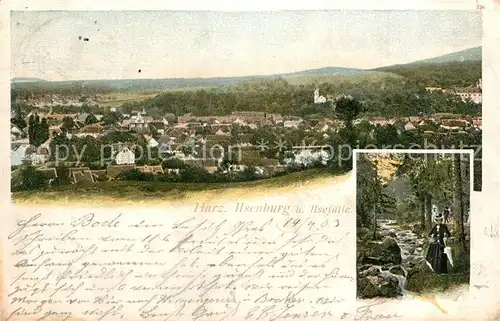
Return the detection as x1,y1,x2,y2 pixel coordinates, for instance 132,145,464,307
314,87,320,102
314,86,327,104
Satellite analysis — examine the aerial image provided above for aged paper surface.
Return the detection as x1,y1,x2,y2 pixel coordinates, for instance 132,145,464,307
2,176,356,321
2,1,500,321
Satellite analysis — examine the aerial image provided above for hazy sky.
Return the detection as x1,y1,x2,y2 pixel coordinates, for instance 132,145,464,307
11,10,482,81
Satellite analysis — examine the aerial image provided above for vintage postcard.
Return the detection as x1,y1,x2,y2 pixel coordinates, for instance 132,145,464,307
2,3,500,321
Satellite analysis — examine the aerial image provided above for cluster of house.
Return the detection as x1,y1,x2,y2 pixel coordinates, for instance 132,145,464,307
11,91,482,186
425,78,482,104
15,93,102,108
10,109,295,182
360,114,482,133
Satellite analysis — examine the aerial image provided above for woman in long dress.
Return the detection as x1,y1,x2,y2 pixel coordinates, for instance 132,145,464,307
426,214,451,274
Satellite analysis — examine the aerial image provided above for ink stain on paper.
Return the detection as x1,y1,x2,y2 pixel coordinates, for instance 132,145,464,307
416,295,448,314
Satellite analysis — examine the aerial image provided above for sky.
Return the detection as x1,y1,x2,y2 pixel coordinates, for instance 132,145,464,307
10,10,482,81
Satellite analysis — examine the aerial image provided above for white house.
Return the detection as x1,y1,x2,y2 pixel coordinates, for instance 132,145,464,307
215,129,229,136
227,164,247,172
284,120,302,129
404,122,416,131
11,124,24,141
115,147,136,165
11,144,29,166
147,137,159,148
454,79,482,104
233,117,247,126
284,149,330,167
29,152,49,165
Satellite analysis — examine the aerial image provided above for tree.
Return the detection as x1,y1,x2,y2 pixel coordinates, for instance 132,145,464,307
55,165,71,186
40,118,50,144
397,154,454,231
102,111,120,126
230,124,241,145
335,96,363,124
11,100,27,130
85,114,99,125
61,117,76,132
11,116,27,131
19,166,47,191
356,155,397,239
453,154,467,254
28,114,50,147
335,96,363,149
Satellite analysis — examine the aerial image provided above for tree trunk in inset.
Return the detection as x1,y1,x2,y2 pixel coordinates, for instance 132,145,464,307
419,195,426,230
454,154,467,254
425,193,433,231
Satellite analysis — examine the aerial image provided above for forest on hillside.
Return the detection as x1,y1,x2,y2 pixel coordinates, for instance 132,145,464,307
375,61,482,88
11,60,481,119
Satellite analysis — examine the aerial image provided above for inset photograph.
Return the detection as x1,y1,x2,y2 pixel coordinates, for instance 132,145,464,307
355,150,471,299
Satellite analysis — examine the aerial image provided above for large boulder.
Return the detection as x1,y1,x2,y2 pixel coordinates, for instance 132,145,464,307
372,237,402,265
357,274,403,299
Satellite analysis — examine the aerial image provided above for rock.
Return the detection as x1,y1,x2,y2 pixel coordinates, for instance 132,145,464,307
359,266,381,277
378,274,403,297
357,276,380,298
361,256,384,265
408,248,415,255
388,231,397,238
358,265,373,272
357,275,402,299
372,237,402,265
390,265,406,277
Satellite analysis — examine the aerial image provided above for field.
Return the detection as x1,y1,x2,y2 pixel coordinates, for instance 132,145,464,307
285,71,401,86
12,168,349,206
99,92,161,108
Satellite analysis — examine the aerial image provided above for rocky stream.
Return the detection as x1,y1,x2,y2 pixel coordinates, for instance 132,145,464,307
357,219,429,299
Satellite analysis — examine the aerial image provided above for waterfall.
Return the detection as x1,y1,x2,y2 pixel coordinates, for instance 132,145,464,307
376,219,427,295
379,269,408,296
373,266,409,297
394,274,408,295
